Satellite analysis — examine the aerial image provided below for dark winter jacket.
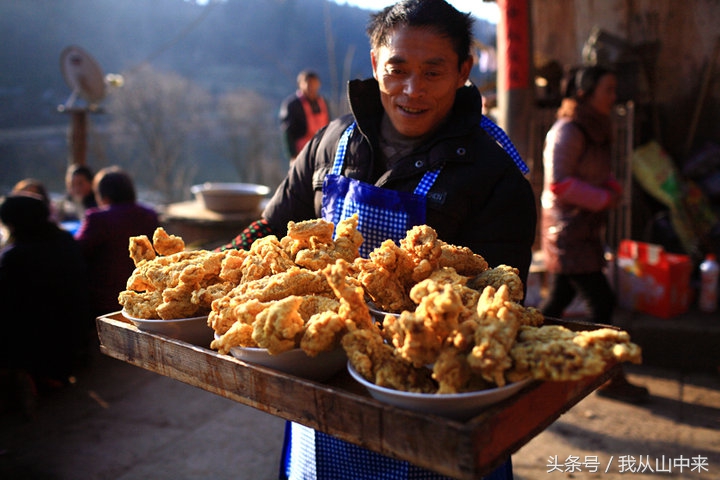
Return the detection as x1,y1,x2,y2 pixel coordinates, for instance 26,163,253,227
263,78,537,281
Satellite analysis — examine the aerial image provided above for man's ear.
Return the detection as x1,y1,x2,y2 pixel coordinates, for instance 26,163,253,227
458,56,473,88
370,50,379,80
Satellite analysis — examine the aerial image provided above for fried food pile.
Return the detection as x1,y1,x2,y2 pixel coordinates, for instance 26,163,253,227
119,221,641,394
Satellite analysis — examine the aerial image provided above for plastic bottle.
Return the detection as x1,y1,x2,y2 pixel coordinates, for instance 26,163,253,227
699,253,719,313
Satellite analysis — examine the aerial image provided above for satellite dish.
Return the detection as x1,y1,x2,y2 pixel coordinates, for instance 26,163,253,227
60,45,107,110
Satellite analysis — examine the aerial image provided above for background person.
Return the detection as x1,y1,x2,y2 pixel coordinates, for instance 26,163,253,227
222,1,537,478
539,65,648,404
279,69,331,162
74,166,160,318
62,164,98,221
0,193,92,411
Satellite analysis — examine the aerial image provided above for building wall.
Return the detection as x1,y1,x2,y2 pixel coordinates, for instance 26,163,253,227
532,0,720,160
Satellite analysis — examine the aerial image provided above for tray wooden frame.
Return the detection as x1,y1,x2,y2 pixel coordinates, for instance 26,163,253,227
97,312,619,479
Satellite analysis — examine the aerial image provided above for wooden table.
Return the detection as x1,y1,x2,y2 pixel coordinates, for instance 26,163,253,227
97,312,620,479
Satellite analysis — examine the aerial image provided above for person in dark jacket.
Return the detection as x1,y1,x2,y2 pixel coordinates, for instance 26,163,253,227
540,65,648,403
222,2,536,478
74,166,159,317
0,193,92,406
279,69,331,161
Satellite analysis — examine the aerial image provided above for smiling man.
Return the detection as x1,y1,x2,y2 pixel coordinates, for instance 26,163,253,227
221,1,536,478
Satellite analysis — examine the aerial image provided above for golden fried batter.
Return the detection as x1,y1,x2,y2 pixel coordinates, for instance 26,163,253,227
128,235,156,266
252,296,306,354
152,227,185,256
468,265,524,302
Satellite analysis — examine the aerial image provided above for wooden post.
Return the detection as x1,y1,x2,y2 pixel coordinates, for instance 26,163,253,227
69,108,88,166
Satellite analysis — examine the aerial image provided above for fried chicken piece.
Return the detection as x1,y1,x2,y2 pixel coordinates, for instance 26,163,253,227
399,224,443,268
432,347,473,394
252,296,306,354
282,218,335,258
342,328,436,393
438,243,489,277
118,290,163,319
152,227,185,255
468,265,524,302
192,282,234,311
573,328,642,365
507,325,604,382
219,249,248,284
467,285,522,386
383,283,462,368
128,235,156,266
158,282,205,319
356,242,415,313
240,236,295,283
410,268,479,321
300,311,348,357
322,259,374,331
342,328,390,380
211,320,257,354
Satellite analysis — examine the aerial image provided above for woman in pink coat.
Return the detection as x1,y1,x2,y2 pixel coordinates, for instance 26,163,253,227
540,65,648,403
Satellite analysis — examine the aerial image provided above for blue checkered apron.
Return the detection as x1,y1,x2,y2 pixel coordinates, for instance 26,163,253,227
281,121,515,480
321,122,441,258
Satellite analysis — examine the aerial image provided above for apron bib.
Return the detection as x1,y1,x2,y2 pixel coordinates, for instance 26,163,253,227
322,122,441,258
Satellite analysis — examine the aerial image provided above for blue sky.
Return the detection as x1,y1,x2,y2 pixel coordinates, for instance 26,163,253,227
331,0,499,23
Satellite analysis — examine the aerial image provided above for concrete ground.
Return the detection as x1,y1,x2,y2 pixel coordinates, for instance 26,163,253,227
1,308,719,480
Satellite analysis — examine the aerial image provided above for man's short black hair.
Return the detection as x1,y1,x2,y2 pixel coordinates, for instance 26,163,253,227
366,0,474,69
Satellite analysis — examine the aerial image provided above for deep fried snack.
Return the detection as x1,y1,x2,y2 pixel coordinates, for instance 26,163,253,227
300,311,348,357
432,347,473,394
252,296,306,354
240,236,295,283
437,243,489,277
506,325,642,383
118,290,163,319
152,227,185,256
342,328,436,393
129,235,156,266
467,285,522,386
468,265,524,302
322,259,374,331
211,319,256,354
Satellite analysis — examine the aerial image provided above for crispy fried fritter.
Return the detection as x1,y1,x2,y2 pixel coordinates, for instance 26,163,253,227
506,325,642,383
152,227,185,256
301,311,348,357
467,285,522,386
322,259,374,331
433,347,473,394
437,243,489,277
252,296,306,354
240,236,295,283
468,265,524,302
211,320,256,354
128,235,156,266
118,290,163,319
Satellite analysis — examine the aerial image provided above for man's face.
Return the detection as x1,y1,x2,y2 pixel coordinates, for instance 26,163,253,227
301,77,321,101
371,26,472,138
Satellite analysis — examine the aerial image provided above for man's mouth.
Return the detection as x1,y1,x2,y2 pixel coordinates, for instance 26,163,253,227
398,105,427,114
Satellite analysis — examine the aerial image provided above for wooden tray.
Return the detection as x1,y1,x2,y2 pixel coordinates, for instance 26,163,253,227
97,312,620,479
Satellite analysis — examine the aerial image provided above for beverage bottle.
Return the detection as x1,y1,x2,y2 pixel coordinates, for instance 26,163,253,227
699,253,719,313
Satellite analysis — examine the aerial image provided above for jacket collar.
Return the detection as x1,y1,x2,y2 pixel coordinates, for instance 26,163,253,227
347,78,485,148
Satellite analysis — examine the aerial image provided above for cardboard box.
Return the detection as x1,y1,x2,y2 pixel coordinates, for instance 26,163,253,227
616,240,693,318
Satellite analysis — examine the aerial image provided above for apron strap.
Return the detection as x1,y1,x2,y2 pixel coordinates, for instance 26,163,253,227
332,122,442,192
480,115,530,175
331,122,355,175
